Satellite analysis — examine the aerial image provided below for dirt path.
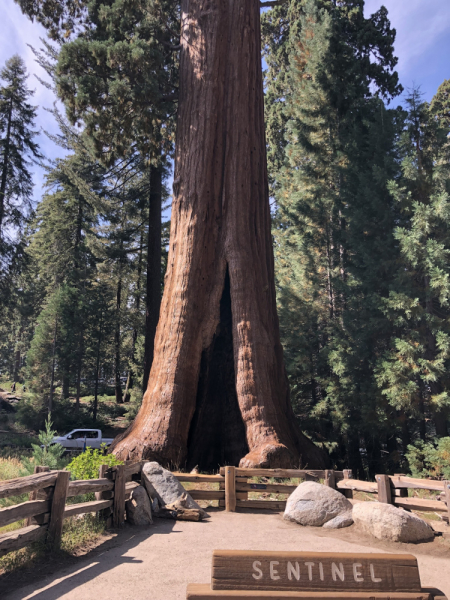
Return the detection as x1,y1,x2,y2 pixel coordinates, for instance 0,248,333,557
4,510,450,600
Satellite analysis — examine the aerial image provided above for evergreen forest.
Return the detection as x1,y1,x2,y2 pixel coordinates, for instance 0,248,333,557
1,0,450,478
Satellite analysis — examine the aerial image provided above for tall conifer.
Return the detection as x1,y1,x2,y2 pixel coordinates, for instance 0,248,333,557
376,87,450,441
0,56,41,248
271,0,402,475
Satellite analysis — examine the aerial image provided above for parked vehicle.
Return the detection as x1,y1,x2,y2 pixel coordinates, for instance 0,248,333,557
49,429,114,451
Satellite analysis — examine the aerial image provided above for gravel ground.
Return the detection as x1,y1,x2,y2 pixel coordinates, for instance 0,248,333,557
4,509,450,600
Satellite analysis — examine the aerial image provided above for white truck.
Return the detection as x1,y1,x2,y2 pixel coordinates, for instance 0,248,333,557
50,429,114,452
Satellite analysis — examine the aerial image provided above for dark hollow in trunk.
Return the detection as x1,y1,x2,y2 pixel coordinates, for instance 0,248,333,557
186,269,249,471
111,0,328,470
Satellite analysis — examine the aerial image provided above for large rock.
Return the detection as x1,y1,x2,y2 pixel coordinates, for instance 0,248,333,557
125,485,153,526
284,481,353,527
352,502,434,543
141,462,204,512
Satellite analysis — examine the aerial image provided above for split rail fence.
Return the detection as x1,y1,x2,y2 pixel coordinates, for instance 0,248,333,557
1,462,449,561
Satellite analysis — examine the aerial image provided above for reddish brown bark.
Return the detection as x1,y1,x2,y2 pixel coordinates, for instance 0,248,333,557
111,0,327,470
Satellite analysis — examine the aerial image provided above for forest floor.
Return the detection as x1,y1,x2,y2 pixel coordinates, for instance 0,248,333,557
1,509,449,600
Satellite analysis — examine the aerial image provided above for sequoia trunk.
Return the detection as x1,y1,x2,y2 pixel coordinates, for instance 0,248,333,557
111,0,327,470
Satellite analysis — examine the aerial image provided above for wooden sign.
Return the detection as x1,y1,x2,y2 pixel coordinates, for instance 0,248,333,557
187,584,432,599
211,551,422,593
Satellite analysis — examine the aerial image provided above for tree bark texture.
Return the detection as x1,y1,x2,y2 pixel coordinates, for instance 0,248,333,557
111,0,327,470
142,163,162,392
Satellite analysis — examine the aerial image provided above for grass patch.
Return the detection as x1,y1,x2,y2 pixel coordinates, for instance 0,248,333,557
0,515,107,576
0,541,47,575
0,457,22,481
61,514,107,554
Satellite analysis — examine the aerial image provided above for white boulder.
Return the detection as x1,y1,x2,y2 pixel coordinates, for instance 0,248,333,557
141,461,204,511
352,502,434,543
284,481,353,527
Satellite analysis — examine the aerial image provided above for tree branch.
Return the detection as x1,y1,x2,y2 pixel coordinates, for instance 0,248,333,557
162,41,181,52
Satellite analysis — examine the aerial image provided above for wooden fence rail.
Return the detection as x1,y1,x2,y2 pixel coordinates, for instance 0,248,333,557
0,462,449,560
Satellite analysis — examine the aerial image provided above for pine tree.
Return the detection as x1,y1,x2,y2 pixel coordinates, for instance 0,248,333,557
271,0,402,475
430,79,450,128
376,87,450,441
54,0,178,389
0,55,41,249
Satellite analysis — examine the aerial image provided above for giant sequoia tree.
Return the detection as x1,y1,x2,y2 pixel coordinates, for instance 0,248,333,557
108,0,326,469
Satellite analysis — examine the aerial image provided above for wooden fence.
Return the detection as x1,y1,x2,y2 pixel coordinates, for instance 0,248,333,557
217,467,450,523
219,467,349,512
1,462,449,561
0,461,143,559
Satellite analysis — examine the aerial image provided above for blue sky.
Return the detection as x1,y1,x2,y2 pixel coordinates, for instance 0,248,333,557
1,0,450,204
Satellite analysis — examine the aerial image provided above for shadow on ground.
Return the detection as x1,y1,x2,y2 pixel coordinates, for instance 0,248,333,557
0,518,178,599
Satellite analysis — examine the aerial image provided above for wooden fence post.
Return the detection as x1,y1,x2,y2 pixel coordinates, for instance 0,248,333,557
342,469,353,499
112,464,125,527
225,466,236,512
324,470,336,489
376,474,392,504
47,470,70,550
393,474,408,498
444,480,450,525
27,465,50,526
96,464,112,528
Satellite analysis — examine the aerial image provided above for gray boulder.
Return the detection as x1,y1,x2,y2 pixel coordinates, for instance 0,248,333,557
141,462,204,512
322,511,354,529
125,485,153,526
284,481,353,527
352,502,434,543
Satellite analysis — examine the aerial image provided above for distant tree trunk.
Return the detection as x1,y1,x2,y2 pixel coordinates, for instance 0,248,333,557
62,374,70,399
400,411,411,454
115,276,123,404
93,314,103,423
13,327,22,383
0,98,12,235
75,332,83,411
124,232,145,402
142,163,162,392
347,429,365,480
365,434,383,480
13,349,20,382
418,390,426,441
49,318,58,415
111,0,327,469
434,409,448,437
74,198,84,411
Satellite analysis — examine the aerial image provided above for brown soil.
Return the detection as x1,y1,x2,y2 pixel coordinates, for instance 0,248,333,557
2,510,449,600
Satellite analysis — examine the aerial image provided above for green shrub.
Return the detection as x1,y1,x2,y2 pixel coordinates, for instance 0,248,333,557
20,418,67,476
406,437,450,480
66,447,123,481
